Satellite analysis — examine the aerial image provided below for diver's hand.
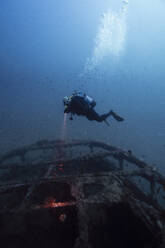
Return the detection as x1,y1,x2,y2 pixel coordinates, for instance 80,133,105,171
64,107,70,113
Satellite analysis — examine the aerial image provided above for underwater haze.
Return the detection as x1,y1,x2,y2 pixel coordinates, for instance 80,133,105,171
0,0,165,173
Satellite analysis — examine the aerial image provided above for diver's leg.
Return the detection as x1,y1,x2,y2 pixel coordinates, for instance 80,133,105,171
86,109,109,122
99,112,112,122
95,110,124,122
86,109,103,122
86,109,124,122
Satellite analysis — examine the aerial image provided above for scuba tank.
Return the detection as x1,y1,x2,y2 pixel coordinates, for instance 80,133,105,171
72,91,96,108
84,94,96,108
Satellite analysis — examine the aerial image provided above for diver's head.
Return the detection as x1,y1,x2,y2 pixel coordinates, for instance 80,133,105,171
63,96,70,106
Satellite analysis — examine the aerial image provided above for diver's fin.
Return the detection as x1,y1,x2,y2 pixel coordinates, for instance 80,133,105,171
104,120,110,126
110,111,124,122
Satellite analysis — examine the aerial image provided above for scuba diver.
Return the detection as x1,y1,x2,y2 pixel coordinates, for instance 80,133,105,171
63,91,124,125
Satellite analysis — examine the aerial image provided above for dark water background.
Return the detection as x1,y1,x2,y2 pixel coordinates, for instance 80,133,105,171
0,0,165,173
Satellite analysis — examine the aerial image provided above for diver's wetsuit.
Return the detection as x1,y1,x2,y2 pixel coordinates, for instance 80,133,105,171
64,96,124,122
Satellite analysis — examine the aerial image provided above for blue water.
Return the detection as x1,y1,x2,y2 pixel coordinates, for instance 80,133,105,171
0,0,165,173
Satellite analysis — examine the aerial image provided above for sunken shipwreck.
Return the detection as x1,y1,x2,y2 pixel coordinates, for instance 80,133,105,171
0,139,165,248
